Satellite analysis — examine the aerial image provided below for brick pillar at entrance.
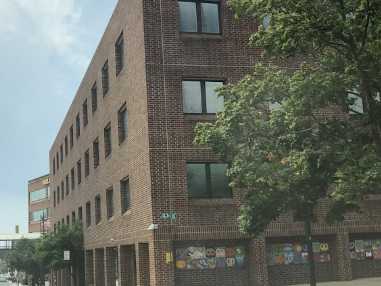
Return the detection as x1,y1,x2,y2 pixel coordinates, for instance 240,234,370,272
249,237,269,286
335,232,352,281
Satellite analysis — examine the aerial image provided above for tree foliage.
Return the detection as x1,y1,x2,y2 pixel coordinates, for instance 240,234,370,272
195,0,381,233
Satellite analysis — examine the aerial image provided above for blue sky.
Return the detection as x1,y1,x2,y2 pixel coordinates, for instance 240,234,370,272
0,0,117,233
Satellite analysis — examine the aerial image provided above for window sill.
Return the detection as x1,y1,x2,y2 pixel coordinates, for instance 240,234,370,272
180,32,223,41
184,113,217,121
189,198,234,206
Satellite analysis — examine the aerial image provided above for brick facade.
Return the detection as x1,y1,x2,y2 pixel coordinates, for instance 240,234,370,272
49,0,381,285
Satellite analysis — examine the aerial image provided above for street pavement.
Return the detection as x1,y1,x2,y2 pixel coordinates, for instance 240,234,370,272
298,277,381,286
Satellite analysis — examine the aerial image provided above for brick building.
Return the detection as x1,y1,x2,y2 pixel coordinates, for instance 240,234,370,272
28,174,51,233
49,0,381,285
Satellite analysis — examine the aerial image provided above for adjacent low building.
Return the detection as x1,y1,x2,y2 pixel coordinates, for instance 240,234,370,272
28,174,51,233
48,0,381,286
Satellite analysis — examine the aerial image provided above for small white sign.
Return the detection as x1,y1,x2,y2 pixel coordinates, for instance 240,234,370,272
64,250,70,261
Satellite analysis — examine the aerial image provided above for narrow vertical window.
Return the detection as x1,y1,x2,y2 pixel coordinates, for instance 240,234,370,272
60,145,64,163
57,186,60,204
104,123,112,158
53,158,56,175
53,191,56,207
115,33,124,76
93,138,100,168
106,187,114,219
65,175,69,195
76,114,81,138
71,168,75,191
83,99,88,127
118,103,128,144
120,177,131,214
102,61,109,96
66,215,70,225
64,136,68,156
95,195,102,224
77,160,82,185
56,153,59,170
61,181,64,200
91,82,98,113
86,201,91,227
70,125,74,149
72,211,76,224
78,206,83,222
85,150,90,177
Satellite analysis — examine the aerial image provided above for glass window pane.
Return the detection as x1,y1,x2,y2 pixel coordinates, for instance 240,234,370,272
31,209,49,222
183,81,202,113
187,164,208,198
210,164,231,198
30,188,49,202
205,81,224,113
179,1,198,32
201,3,220,33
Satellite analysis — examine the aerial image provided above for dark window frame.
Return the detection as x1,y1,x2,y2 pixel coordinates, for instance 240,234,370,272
93,138,100,168
76,114,81,138
57,186,60,204
64,136,68,156
95,194,102,225
78,206,83,222
104,123,112,158
70,125,74,149
77,159,82,185
120,177,131,214
115,32,124,76
186,162,232,199
118,103,128,144
61,181,64,201
91,82,98,113
83,99,88,127
86,201,91,227
65,175,70,195
178,0,222,35
53,158,56,175
183,79,225,114
84,149,90,177
102,60,110,96
60,145,64,163
53,191,56,207
71,168,75,191
106,187,114,219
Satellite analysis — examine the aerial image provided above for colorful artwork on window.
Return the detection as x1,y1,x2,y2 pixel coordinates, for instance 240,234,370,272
349,239,381,260
267,241,331,266
175,245,246,270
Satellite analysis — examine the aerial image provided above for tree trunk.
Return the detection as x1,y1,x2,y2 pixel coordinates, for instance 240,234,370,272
305,219,317,286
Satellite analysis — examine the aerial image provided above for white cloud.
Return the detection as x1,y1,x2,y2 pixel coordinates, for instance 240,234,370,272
0,0,88,68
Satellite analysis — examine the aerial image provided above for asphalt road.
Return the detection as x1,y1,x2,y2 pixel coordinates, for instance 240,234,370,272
298,277,381,286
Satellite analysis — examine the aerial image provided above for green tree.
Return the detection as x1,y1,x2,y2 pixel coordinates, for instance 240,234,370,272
195,1,381,285
6,238,46,286
39,222,84,286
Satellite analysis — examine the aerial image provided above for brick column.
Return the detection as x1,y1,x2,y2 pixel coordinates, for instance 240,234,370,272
249,237,269,286
85,250,95,286
151,240,174,286
95,248,106,286
335,232,352,281
105,247,118,286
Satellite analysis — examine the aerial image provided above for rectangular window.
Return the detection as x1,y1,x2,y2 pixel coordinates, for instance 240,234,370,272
60,144,64,163
104,123,112,158
57,186,60,204
95,195,102,224
76,113,81,138
78,206,83,222
178,0,221,34
30,188,49,202
56,153,59,170
70,125,74,149
91,82,98,113
186,163,231,198
102,61,109,96
65,136,68,156
53,191,56,207
66,215,70,225
183,80,224,114
120,177,131,214
61,181,65,201
106,188,114,219
85,150,90,177
83,99,88,127
66,175,70,195
115,33,124,76
71,168,75,191
53,158,56,175
77,160,82,185
93,138,100,168
118,104,128,144
72,211,76,224
86,201,91,227
31,209,49,222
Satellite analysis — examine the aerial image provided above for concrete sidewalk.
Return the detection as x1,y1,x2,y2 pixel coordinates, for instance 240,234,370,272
298,277,381,286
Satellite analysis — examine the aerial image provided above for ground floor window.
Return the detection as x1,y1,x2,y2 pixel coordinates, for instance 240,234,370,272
349,239,381,260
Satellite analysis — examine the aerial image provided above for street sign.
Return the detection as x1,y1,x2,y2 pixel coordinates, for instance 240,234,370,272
64,250,70,261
